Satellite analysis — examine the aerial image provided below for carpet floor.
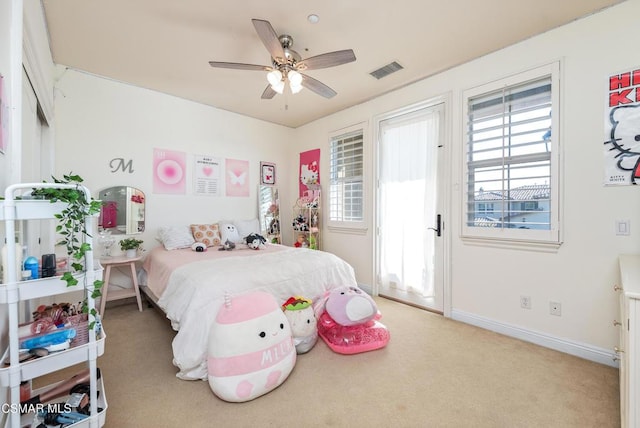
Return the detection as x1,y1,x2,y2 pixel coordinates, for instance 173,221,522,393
36,297,620,427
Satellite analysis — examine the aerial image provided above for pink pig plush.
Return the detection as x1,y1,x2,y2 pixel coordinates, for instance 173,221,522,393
207,291,296,402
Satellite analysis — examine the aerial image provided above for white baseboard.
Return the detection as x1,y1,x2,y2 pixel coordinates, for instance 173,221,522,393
451,309,619,368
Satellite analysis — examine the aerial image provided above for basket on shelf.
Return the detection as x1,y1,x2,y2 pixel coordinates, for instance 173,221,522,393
65,313,89,347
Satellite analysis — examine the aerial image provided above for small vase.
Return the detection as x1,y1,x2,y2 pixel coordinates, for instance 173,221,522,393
125,249,137,258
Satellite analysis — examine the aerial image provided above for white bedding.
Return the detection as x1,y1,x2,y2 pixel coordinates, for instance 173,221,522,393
152,245,357,380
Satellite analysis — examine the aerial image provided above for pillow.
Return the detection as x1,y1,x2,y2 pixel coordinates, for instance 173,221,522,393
234,218,261,238
190,224,221,247
157,225,195,250
219,223,242,244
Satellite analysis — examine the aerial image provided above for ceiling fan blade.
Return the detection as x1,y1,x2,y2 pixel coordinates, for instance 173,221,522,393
300,73,337,99
252,19,285,62
261,85,277,99
208,61,270,71
297,49,356,71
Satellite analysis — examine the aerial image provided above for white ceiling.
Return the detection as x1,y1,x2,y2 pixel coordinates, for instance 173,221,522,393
42,0,622,128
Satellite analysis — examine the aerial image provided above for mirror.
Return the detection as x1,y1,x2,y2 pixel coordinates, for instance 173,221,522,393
258,186,280,244
98,186,145,235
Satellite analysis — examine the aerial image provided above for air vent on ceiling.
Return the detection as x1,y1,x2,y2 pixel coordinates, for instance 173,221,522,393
369,61,404,80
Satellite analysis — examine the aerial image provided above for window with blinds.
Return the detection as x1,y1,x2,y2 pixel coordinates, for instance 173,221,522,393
463,63,561,244
329,129,364,223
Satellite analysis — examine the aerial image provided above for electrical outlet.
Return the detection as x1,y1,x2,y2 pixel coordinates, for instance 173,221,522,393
550,301,561,316
520,295,531,309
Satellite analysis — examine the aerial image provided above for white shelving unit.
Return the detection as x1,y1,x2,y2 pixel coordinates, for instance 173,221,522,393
0,183,107,428
292,194,321,250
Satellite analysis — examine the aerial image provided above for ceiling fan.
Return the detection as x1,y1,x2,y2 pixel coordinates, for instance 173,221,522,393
208,19,356,99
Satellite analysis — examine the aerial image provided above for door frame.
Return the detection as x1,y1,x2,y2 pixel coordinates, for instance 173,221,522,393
372,94,452,317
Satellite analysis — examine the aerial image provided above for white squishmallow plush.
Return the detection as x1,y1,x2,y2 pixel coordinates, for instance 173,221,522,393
282,296,318,354
207,291,297,402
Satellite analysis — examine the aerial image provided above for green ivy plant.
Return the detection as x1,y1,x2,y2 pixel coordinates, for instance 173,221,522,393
32,173,104,327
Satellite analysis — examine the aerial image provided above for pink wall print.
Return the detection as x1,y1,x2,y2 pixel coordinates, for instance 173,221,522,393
153,148,186,194
299,149,320,197
225,158,250,197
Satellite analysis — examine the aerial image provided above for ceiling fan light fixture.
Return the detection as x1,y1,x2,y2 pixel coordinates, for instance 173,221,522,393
267,69,283,86
271,80,285,94
288,70,303,85
290,82,303,94
288,70,304,94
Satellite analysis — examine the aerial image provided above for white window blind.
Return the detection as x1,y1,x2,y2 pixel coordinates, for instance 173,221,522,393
463,63,560,245
329,130,364,222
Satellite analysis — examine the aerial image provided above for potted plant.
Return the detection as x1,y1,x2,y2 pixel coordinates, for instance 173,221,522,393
30,173,104,330
120,238,143,258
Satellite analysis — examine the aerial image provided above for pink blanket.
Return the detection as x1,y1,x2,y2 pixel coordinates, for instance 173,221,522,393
142,244,286,298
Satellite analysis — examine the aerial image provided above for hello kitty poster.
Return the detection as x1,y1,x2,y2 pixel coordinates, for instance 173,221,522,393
604,67,640,185
299,149,320,197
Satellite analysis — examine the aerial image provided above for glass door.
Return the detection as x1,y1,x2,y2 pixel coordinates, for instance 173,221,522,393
376,102,445,312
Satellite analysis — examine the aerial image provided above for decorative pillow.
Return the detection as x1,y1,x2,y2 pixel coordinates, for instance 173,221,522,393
208,291,296,402
190,224,221,247
234,218,261,238
219,223,242,244
157,225,195,250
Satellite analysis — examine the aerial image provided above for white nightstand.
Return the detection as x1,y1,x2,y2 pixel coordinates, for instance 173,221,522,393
99,255,143,317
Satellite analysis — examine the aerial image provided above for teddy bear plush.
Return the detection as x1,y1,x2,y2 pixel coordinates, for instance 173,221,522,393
282,296,318,354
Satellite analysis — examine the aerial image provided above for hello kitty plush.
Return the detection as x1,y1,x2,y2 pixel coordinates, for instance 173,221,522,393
207,291,296,402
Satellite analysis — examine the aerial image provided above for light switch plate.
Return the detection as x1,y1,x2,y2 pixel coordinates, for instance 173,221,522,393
616,220,630,236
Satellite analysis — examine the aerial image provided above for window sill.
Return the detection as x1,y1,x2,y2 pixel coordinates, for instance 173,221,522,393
327,225,368,235
460,236,562,253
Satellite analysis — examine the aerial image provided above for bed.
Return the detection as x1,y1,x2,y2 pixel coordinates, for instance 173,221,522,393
140,243,357,380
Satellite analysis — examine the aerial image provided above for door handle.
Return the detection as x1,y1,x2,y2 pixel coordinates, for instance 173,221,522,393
428,214,442,237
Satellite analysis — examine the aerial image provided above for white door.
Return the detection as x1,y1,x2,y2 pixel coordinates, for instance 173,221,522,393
21,70,54,257
376,102,445,312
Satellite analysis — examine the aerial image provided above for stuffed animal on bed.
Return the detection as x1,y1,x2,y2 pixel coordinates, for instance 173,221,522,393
316,286,390,355
244,233,267,250
207,291,296,402
191,242,207,252
282,296,318,354
218,239,236,251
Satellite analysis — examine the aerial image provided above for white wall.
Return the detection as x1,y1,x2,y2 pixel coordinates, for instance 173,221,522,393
294,1,640,362
54,70,295,252
2,0,637,378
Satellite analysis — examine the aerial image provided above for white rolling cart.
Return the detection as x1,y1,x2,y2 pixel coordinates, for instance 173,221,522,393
0,183,107,428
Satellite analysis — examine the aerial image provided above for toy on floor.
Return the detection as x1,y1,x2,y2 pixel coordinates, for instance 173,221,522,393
282,296,318,354
207,291,296,402
316,286,390,355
